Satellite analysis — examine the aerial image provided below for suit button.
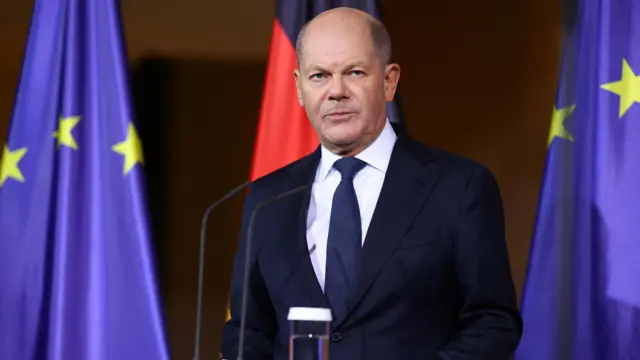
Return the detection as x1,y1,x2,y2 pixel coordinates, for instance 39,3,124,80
330,332,342,342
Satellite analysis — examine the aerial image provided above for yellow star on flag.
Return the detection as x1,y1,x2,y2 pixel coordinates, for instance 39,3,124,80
0,145,28,188
548,104,575,147
53,115,81,149
600,58,640,118
112,122,144,175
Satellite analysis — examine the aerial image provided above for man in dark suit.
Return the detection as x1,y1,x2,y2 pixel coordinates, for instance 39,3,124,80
221,7,522,360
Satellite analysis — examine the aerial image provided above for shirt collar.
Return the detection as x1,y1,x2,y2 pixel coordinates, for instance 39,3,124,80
316,118,397,181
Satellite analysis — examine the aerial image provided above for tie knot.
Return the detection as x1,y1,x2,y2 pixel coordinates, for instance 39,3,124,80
333,157,366,179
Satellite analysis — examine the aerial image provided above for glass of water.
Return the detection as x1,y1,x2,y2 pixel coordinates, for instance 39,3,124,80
288,307,332,360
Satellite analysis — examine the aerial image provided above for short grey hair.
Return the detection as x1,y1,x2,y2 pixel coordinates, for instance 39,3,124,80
295,17,392,68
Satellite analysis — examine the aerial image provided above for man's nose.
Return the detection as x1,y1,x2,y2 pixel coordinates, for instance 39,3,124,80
327,76,350,100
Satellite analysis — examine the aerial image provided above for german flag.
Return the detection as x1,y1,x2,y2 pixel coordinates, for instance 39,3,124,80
249,0,403,180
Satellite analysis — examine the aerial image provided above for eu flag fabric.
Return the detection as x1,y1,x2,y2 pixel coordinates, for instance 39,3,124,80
0,0,169,359
515,0,640,359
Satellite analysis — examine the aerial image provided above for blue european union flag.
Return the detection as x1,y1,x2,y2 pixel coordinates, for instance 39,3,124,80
515,0,640,359
0,0,169,359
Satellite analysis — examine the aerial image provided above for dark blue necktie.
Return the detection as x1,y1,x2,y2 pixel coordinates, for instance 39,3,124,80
325,157,367,322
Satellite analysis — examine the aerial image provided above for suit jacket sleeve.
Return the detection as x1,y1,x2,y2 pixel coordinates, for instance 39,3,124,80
220,183,277,360
437,164,523,360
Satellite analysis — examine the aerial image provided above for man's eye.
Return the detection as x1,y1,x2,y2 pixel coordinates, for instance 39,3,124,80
350,70,364,76
310,73,326,80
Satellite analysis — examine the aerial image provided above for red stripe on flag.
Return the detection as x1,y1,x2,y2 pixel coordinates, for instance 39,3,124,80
250,19,319,181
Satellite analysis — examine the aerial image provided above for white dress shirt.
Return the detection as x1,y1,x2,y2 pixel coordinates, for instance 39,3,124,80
306,119,397,291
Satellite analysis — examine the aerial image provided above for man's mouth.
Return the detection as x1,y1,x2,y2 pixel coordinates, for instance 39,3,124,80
324,111,354,120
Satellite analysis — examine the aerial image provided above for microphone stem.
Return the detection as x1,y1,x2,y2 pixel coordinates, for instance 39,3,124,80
193,181,251,360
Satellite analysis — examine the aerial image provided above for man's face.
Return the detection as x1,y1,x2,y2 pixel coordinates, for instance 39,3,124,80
294,20,399,153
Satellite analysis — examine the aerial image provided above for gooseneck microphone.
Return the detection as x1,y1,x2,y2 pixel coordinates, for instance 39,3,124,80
237,184,309,360
193,180,252,360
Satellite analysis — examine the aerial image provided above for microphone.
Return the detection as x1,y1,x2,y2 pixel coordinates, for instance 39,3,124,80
193,180,252,360
237,184,310,360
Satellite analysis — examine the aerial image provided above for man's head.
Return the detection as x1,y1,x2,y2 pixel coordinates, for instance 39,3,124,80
293,7,400,156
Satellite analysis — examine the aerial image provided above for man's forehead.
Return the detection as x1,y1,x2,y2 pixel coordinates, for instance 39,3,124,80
304,34,369,52
304,17,370,43
300,43,374,71
296,8,382,69
301,29,372,57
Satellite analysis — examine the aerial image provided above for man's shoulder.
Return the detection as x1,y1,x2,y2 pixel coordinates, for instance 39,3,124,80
404,136,493,180
398,135,500,198
246,150,319,201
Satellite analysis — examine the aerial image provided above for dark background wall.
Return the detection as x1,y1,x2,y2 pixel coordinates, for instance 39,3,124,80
0,0,561,358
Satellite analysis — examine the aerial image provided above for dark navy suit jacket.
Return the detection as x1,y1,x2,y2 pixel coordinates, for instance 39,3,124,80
221,130,522,360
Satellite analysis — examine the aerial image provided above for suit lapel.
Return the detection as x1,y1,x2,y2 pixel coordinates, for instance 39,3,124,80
282,148,330,308
335,135,442,328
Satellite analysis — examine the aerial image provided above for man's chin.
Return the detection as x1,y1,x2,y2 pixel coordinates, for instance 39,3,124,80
323,132,359,145
321,135,361,154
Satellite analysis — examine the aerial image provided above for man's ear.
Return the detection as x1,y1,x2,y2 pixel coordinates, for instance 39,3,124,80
383,63,401,102
293,69,304,106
